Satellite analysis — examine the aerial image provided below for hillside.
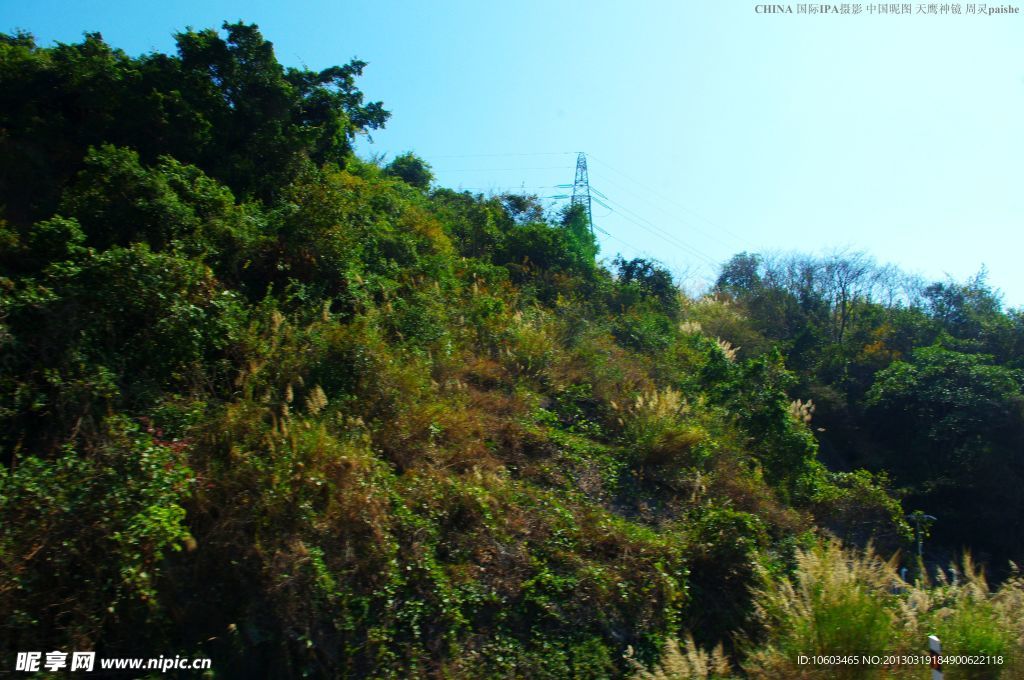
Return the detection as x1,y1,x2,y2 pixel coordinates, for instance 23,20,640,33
1,24,1022,679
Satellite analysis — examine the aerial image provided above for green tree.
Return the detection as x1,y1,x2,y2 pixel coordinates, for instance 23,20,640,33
614,256,679,318
715,251,762,296
867,346,1024,565
384,152,433,189
559,203,598,266
0,22,389,220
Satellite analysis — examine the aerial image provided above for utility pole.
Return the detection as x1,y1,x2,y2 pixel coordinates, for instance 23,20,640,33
907,512,937,561
570,152,593,234
906,511,937,583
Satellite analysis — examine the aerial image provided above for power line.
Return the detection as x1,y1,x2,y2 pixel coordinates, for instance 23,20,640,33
601,202,719,270
426,148,745,254
452,186,556,191
589,184,720,268
427,150,727,277
429,151,577,159
436,166,575,172
586,167,746,252
581,189,719,276
592,224,660,263
429,150,748,265
586,153,749,247
556,169,720,267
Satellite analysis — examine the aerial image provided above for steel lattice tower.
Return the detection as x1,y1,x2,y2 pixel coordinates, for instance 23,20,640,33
570,152,593,234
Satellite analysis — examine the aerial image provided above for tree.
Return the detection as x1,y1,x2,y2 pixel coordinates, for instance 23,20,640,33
922,271,1017,360
499,193,545,226
0,22,390,219
559,202,598,266
866,346,1024,565
384,152,433,189
716,251,762,297
614,256,679,318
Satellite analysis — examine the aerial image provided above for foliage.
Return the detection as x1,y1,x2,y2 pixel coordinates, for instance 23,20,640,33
1,417,194,653
2,20,1019,680
712,249,1024,572
737,540,1024,680
744,540,899,679
626,635,736,680
0,22,388,221
384,152,434,190
867,346,1024,566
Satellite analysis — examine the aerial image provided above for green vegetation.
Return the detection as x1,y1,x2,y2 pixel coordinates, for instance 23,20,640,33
628,541,1024,680
1,23,1021,678
718,541,1022,680
707,252,1024,571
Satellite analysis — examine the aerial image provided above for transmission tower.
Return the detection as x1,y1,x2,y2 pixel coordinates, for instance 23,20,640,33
570,152,593,234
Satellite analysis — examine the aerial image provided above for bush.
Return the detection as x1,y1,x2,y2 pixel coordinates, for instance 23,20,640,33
744,540,899,680
743,540,1024,680
0,417,194,653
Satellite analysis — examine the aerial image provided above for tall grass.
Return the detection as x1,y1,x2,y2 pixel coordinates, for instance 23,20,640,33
745,541,1024,680
744,540,899,680
626,635,736,680
631,540,1024,680
900,556,1024,680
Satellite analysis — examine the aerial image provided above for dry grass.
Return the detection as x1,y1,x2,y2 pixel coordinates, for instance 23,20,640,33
627,635,736,680
631,539,1024,680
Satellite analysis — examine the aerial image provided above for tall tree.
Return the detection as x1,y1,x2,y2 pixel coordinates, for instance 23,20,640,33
0,22,389,222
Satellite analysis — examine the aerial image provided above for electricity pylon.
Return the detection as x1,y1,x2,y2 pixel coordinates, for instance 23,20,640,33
570,152,593,234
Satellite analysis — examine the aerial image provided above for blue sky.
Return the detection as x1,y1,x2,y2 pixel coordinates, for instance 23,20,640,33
6,1,1023,305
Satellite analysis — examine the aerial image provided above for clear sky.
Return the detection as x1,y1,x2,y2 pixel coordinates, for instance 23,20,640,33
6,1,1023,305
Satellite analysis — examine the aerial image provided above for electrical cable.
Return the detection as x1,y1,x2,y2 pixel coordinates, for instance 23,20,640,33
586,153,749,246
589,186,720,268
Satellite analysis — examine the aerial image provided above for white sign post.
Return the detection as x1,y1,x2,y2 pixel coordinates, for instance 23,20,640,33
929,634,942,680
